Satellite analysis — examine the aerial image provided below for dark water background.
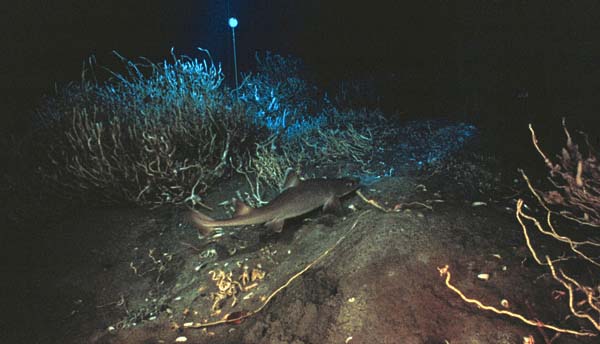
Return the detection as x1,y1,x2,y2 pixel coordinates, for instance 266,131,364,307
2,1,599,135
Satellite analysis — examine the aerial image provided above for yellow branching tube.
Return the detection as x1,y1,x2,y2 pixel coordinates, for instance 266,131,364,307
184,211,370,329
546,256,600,331
437,265,596,337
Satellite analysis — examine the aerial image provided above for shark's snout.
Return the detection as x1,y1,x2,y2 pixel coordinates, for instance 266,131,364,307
345,177,360,188
335,177,361,196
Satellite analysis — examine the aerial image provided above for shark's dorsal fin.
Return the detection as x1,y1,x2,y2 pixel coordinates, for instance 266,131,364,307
233,198,253,217
282,170,301,190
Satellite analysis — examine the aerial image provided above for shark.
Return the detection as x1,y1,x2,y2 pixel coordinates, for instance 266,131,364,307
189,171,360,236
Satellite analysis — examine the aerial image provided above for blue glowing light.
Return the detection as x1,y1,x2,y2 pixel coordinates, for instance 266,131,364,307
228,17,238,28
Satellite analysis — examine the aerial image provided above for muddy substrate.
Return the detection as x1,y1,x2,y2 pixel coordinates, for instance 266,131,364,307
4,174,597,344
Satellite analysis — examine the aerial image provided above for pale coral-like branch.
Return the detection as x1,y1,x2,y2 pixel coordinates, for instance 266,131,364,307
437,265,596,337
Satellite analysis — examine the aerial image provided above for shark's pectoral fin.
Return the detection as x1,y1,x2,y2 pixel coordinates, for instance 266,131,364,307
323,196,342,214
233,198,253,217
265,218,285,232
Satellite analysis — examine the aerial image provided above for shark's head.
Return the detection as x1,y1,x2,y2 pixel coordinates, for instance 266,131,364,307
331,177,361,197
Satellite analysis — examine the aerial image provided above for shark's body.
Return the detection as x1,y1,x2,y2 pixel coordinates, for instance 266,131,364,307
190,172,359,235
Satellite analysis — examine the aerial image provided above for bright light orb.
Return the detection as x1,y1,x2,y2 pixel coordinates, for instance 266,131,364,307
228,17,238,28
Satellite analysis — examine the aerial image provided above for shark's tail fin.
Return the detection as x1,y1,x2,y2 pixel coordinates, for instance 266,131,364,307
188,209,215,236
